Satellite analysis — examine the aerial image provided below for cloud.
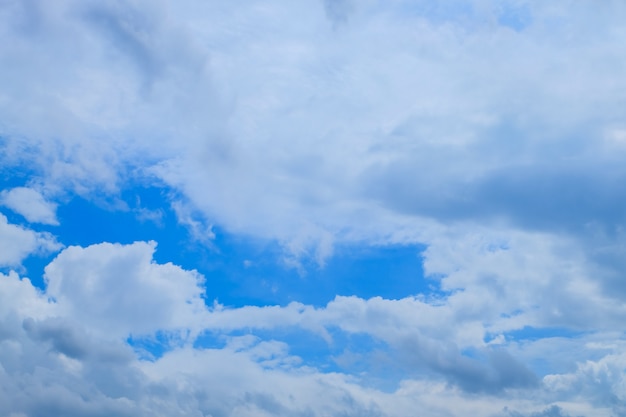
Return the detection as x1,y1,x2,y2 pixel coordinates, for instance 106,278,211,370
1,1,626,415
0,187,58,225
44,241,208,339
198,294,539,391
499,405,581,417
543,349,626,416
323,0,353,26
0,213,61,267
4,0,626,255
0,248,621,416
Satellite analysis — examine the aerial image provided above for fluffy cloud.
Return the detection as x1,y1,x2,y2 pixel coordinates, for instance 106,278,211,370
44,241,208,338
0,187,58,225
0,213,61,267
0,243,622,416
2,0,626,255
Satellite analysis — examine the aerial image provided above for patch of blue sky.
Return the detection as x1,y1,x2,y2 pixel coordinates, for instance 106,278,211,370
503,326,586,342
495,327,590,377
218,240,433,307
127,331,176,361
3,170,439,336
0,167,57,283
24,179,437,308
496,3,532,32
193,327,338,369
192,325,397,388
395,0,531,32
401,1,475,23
17,249,58,289
0,163,32,191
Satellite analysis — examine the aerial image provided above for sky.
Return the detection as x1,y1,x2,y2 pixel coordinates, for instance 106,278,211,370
1,0,626,416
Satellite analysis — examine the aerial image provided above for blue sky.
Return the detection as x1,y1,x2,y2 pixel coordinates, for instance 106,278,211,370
1,1,626,416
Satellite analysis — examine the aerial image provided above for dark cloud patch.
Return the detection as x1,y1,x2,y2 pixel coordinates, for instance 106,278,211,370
22,317,134,364
364,113,626,237
23,317,89,359
4,0,46,36
243,392,288,415
323,0,353,26
366,156,626,235
80,2,162,90
397,336,538,393
473,163,626,233
0,313,21,341
486,349,539,390
500,404,582,417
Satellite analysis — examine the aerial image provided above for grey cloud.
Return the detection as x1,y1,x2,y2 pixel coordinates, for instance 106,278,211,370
486,349,539,390
81,2,162,87
23,317,88,359
474,164,626,233
499,405,582,417
22,317,135,363
0,323,143,417
0,270,616,416
0,294,392,417
365,154,626,235
398,335,538,393
323,0,353,26
0,313,22,342
242,392,289,415
5,0,49,37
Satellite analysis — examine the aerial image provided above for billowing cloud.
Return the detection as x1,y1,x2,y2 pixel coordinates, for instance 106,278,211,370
0,264,608,416
44,241,207,338
2,0,626,256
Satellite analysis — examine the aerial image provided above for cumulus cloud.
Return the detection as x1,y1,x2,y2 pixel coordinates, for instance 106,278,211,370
0,213,61,267
44,241,208,338
0,246,622,416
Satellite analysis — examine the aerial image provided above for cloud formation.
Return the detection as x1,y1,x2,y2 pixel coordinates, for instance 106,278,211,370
44,241,207,338
3,0,626,251
0,187,58,225
1,0,626,415
0,257,610,417
0,213,60,267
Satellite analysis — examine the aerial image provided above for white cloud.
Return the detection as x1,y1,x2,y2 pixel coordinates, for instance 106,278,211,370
0,213,61,267
0,271,57,319
0,187,58,225
2,0,626,257
542,349,626,417
0,242,623,416
170,200,215,243
44,241,208,339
